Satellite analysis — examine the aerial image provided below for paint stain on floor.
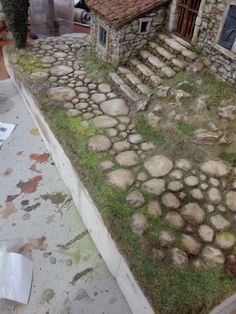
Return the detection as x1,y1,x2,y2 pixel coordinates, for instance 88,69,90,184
1,201,17,219
17,236,47,253
17,175,42,194
29,128,39,136
30,153,50,164
3,168,12,176
41,192,67,206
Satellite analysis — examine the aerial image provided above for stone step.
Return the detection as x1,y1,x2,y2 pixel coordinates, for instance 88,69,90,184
148,41,187,72
118,66,152,96
130,59,162,87
109,72,139,102
159,34,198,61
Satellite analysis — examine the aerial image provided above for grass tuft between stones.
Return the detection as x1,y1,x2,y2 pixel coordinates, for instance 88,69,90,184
18,54,48,73
42,104,236,314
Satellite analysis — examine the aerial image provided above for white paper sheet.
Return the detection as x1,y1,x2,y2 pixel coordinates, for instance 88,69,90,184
0,122,16,147
0,253,33,304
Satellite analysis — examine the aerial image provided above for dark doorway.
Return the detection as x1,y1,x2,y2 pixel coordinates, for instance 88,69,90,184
175,0,201,42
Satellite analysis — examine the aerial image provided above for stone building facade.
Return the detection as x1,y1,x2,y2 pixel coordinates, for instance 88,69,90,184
90,8,166,64
87,0,169,64
169,0,236,83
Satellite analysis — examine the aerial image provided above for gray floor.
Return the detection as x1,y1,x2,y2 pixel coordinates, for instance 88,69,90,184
0,79,131,314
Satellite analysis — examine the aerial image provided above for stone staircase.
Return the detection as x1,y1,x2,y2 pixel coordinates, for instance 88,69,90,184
109,33,198,102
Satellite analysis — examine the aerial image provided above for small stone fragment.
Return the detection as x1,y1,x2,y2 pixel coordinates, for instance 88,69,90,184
159,231,175,247
168,181,183,192
130,213,148,236
88,135,111,152
215,232,236,250
226,191,236,211
144,155,173,178
198,225,214,242
201,245,225,267
181,234,201,255
181,203,205,225
184,176,199,187
142,179,166,196
128,134,143,144
113,141,131,152
176,158,192,171
147,200,162,217
115,150,139,167
208,188,221,204
41,289,55,302
126,191,145,208
165,212,184,230
210,214,230,231
99,160,114,171
107,169,134,190
161,192,180,209
171,248,189,269
190,188,204,200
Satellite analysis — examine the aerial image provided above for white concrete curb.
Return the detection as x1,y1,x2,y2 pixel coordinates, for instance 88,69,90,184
3,49,155,314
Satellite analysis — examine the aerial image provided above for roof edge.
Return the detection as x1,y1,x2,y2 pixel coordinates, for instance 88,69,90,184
87,0,170,30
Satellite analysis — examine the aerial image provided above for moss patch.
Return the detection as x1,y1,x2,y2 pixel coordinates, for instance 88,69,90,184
84,49,115,81
18,54,48,73
41,105,236,314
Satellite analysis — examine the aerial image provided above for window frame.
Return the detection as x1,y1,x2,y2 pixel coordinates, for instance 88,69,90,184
98,24,108,50
138,18,152,34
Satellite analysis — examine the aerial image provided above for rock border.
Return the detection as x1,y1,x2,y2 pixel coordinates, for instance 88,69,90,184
3,47,154,314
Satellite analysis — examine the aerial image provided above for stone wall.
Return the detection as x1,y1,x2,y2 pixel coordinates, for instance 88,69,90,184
195,0,236,84
0,3,12,40
90,7,166,64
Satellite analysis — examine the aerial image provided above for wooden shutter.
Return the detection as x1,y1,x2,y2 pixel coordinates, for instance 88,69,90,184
219,5,236,50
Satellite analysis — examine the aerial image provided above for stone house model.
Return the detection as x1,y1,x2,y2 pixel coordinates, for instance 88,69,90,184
86,0,236,83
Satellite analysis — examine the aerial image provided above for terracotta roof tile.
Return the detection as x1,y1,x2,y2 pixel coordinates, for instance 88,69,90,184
86,0,167,28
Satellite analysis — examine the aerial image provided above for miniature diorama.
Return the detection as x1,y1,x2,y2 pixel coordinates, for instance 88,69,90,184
0,0,236,313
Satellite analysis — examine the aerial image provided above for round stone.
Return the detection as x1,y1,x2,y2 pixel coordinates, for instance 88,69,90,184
98,83,112,93
50,65,73,76
41,289,55,302
67,109,80,117
165,212,184,230
169,170,183,179
115,151,139,167
29,72,49,82
128,134,143,144
208,188,221,204
137,172,149,182
91,93,107,104
159,231,175,247
99,160,114,171
113,141,131,152
200,159,231,177
161,192,180,209
190,188,204,200
53,52,67,58
171,248,189,269
210,214,230,231
181,234,201,255
184,176,199,187
107,169,134,190
75,102,88,110
92,116,118,128
176,158,192,171
100,99,129,117
41,56,56,64
201,245,225,267
130,213,148,236
48,87,76,102
181,203,205,225
88,135,111,152
144,155,173,178
126,191,145,208
198,225,214,242
226,191,236,211
78,93,89,100
209,177,220,187
142,179,166,196
147,200,162,217
168,181,183,192
215,232,236,250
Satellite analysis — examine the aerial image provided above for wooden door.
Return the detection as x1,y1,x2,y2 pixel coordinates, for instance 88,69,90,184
175,0,201,41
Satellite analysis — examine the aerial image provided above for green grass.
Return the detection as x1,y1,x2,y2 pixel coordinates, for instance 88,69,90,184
40,105,236,314
18,54,48,73
84,49,115,81
176,121,196,135
136,115,205,162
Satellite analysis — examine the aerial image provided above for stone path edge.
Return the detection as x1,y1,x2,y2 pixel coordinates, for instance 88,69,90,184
3,48,154,314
